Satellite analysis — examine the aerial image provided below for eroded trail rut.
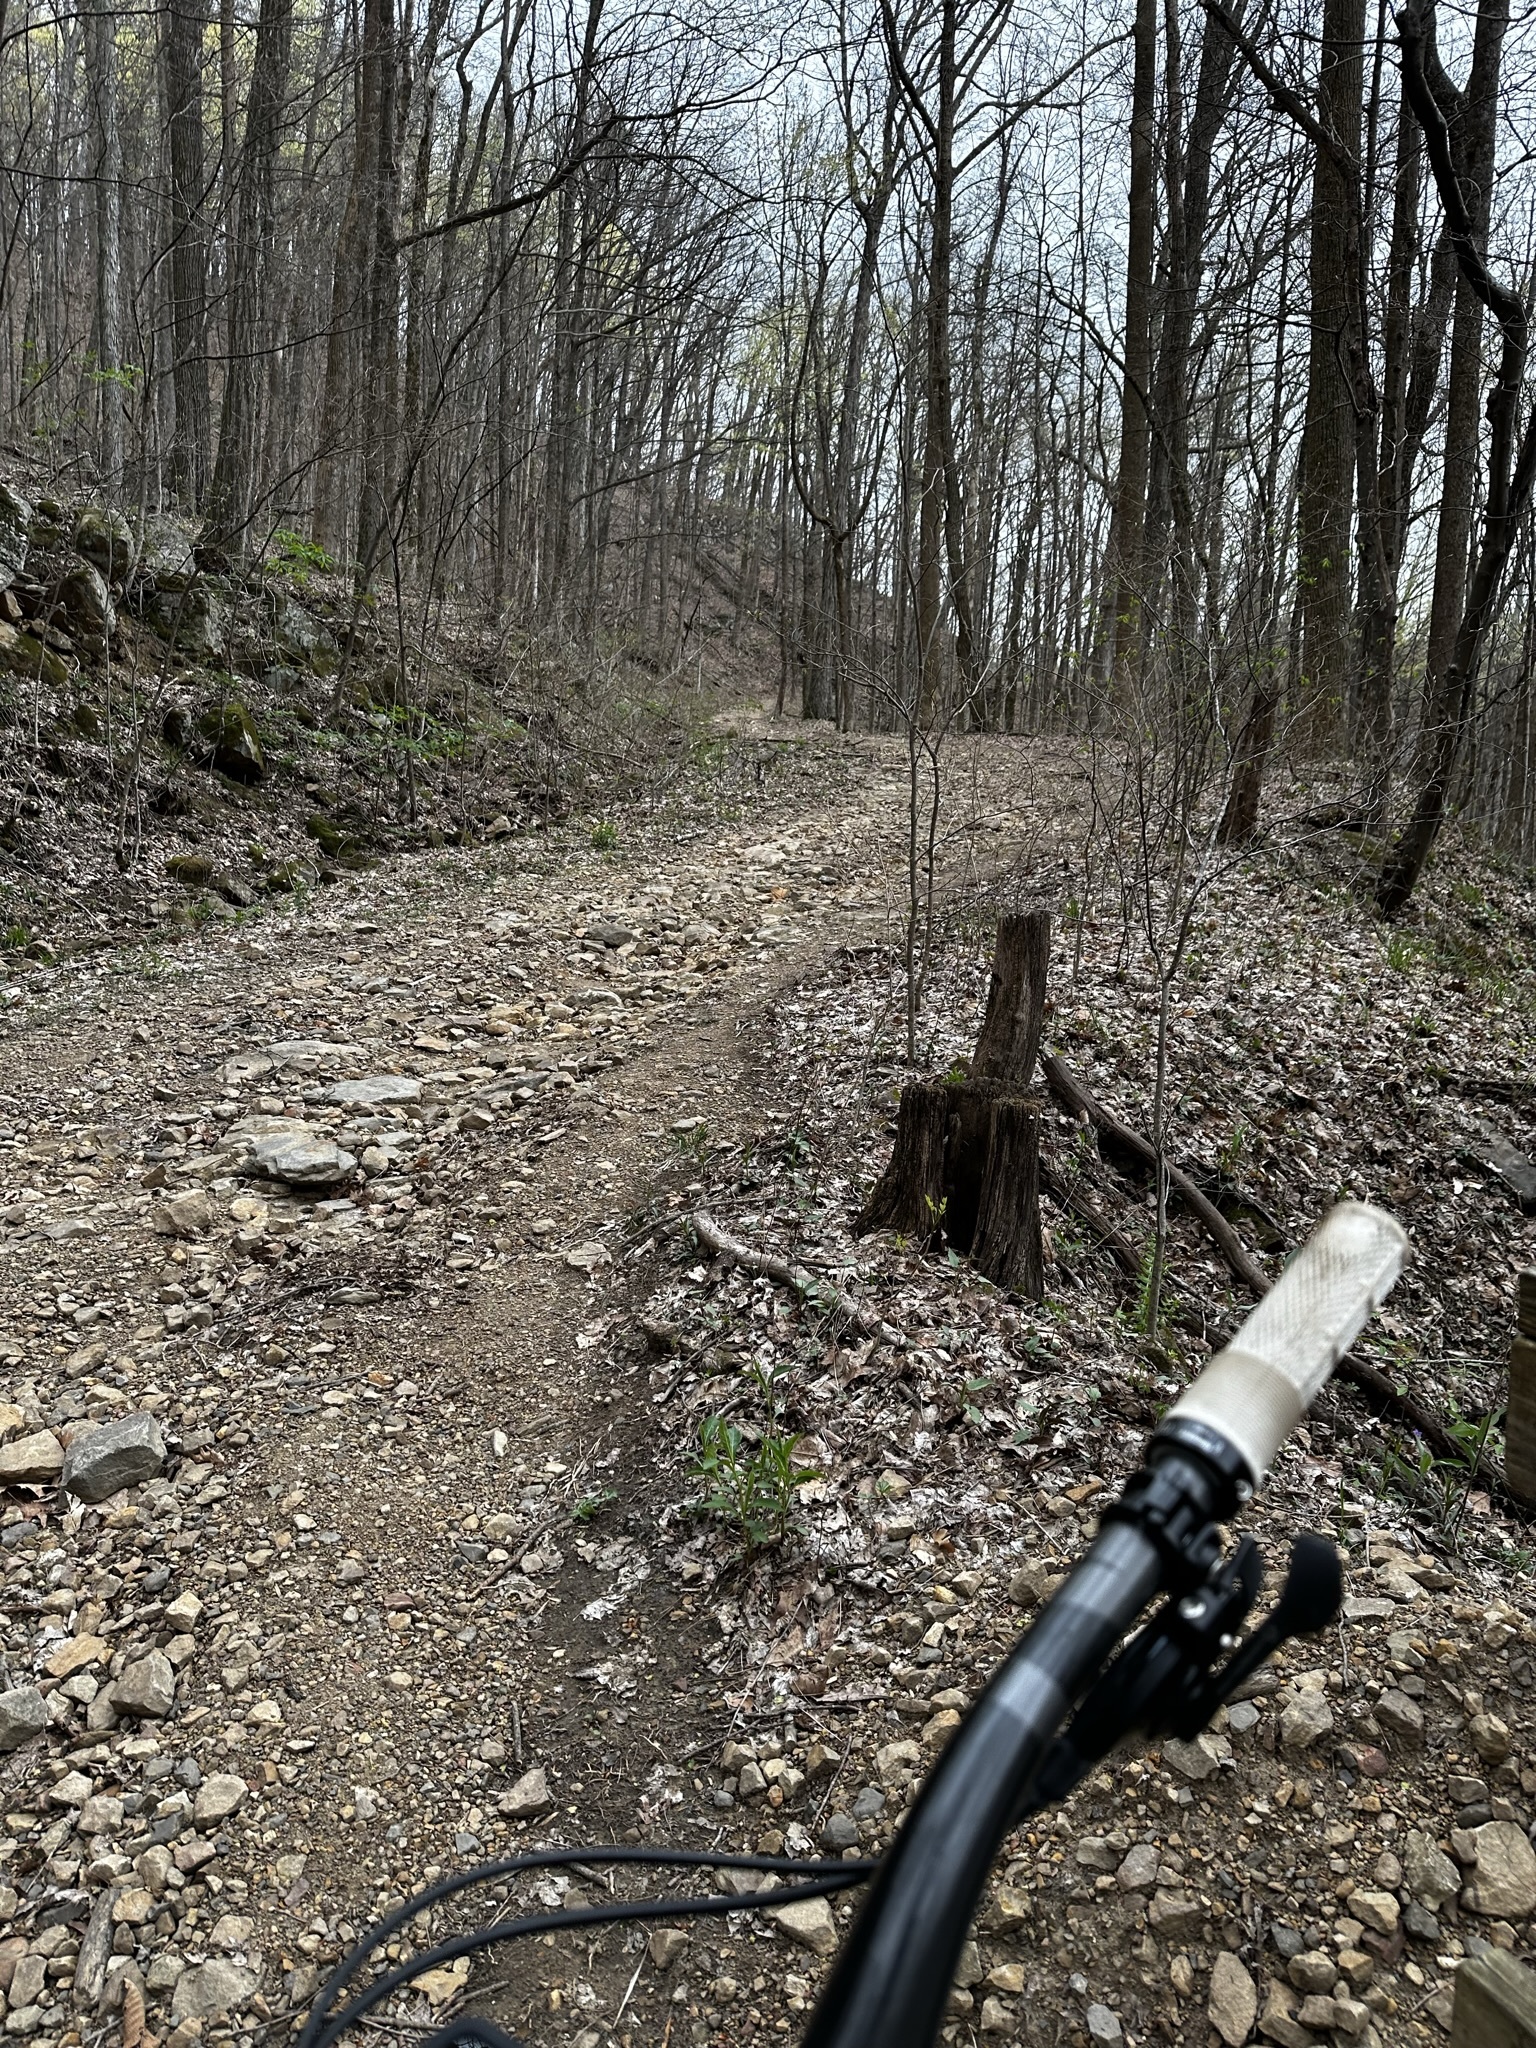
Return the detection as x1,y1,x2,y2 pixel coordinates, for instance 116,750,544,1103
1,728,993,2044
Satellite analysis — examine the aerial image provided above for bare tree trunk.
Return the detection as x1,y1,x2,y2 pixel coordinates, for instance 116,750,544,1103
542,0,605,607
1379,0,1532,915
1145,0,1239,646
1296,0,1364,738
86,0,124,493
356,0,403,585
162,0,210,505
1098,0,1156,682
314,11,372,556
1410,0,1509,780
200,0,295,560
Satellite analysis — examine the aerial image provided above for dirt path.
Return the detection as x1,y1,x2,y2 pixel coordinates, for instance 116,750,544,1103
0,721,1041,2048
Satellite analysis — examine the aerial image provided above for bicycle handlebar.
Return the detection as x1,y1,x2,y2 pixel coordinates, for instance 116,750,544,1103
805,1201,1406,2048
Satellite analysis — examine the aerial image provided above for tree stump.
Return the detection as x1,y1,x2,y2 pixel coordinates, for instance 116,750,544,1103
857,912,1049,1300
857,1081,950,1239
972,908,1052,1085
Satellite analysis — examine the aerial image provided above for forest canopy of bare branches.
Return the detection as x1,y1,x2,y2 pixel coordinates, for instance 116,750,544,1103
1,0,1534,903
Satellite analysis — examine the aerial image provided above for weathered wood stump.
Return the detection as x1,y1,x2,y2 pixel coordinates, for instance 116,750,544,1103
972,904,1052,1085
858,911,1048,1300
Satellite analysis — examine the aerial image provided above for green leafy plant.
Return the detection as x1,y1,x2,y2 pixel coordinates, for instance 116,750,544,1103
961,1374,993,1426
570,1486,618,1523
2,922,30,952
590,819,618,850
689,1362,818,1554
1372,1400,1503,1547
1217,1117,1250,1178
265,528,336,581
673,1119,710,1158
1384,929,1427,975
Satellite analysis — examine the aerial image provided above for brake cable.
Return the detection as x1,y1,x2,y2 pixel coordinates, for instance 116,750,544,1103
300,1845,877,2048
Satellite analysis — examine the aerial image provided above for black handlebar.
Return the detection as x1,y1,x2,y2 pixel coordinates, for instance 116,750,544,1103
804,1423,1247,2048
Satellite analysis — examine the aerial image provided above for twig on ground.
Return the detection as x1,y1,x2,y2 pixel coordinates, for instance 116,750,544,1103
1042,1052,1270,1291
688,1212,905,1348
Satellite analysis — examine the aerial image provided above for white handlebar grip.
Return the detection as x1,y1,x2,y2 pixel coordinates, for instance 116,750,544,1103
1166,1201,1408,1486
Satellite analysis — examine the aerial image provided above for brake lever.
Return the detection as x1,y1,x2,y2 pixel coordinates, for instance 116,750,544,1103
1009,1533,1342,1822
1180,1531,1343,1733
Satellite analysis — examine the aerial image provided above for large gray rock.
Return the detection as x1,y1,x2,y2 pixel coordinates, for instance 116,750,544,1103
1163,1733,1223,1780
227,1113,312,1146
0,479,33,589
497,1766,554,1820
266,590,335,665
63,1412,166,1502
1207,1955,1257,2048
59,561,114,643
171,1960,259,2023
1279,1685,1334,1751
1404,1829,1460,1911
147,578,229,660
193,1773,248,1825
198,701,266,784
150,1189,221,1238
764,1895,838,1956
0,1683,48,1752
249,1133,357,1187
74,505,136,582
113,1651,175,1719
1462,1821,1536,1919
1375,1687,1425,1745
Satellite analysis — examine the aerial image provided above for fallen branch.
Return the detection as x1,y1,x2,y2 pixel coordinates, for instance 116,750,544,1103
689,1213,905,1349
1039,1161,1143,1278
1040,1052,1510,1498
1041,1052,1270,1292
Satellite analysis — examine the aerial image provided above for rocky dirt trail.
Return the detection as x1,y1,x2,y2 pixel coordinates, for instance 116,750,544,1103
3,719,1536,2048
0,723,1042,2048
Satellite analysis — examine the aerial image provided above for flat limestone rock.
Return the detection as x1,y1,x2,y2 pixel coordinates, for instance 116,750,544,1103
265,1039,363,1064
194,1773,248,1824
0,1429,64,1485
171,1960,259,2023
497,1766,555,1819
114,1651,176,1718
0,1684,47,1752
1208,1954,1257,2048
764,1895,838,1956
151,1189,221,1238
226,1114,313,1146
1462,1821,1536,1918
323,1075,422,1107
248,1134,357,1187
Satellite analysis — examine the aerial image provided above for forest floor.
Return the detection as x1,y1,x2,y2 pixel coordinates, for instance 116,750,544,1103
1,707,1535,2048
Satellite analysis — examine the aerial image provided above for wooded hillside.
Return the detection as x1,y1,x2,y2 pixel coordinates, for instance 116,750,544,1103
0,0,1534,910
